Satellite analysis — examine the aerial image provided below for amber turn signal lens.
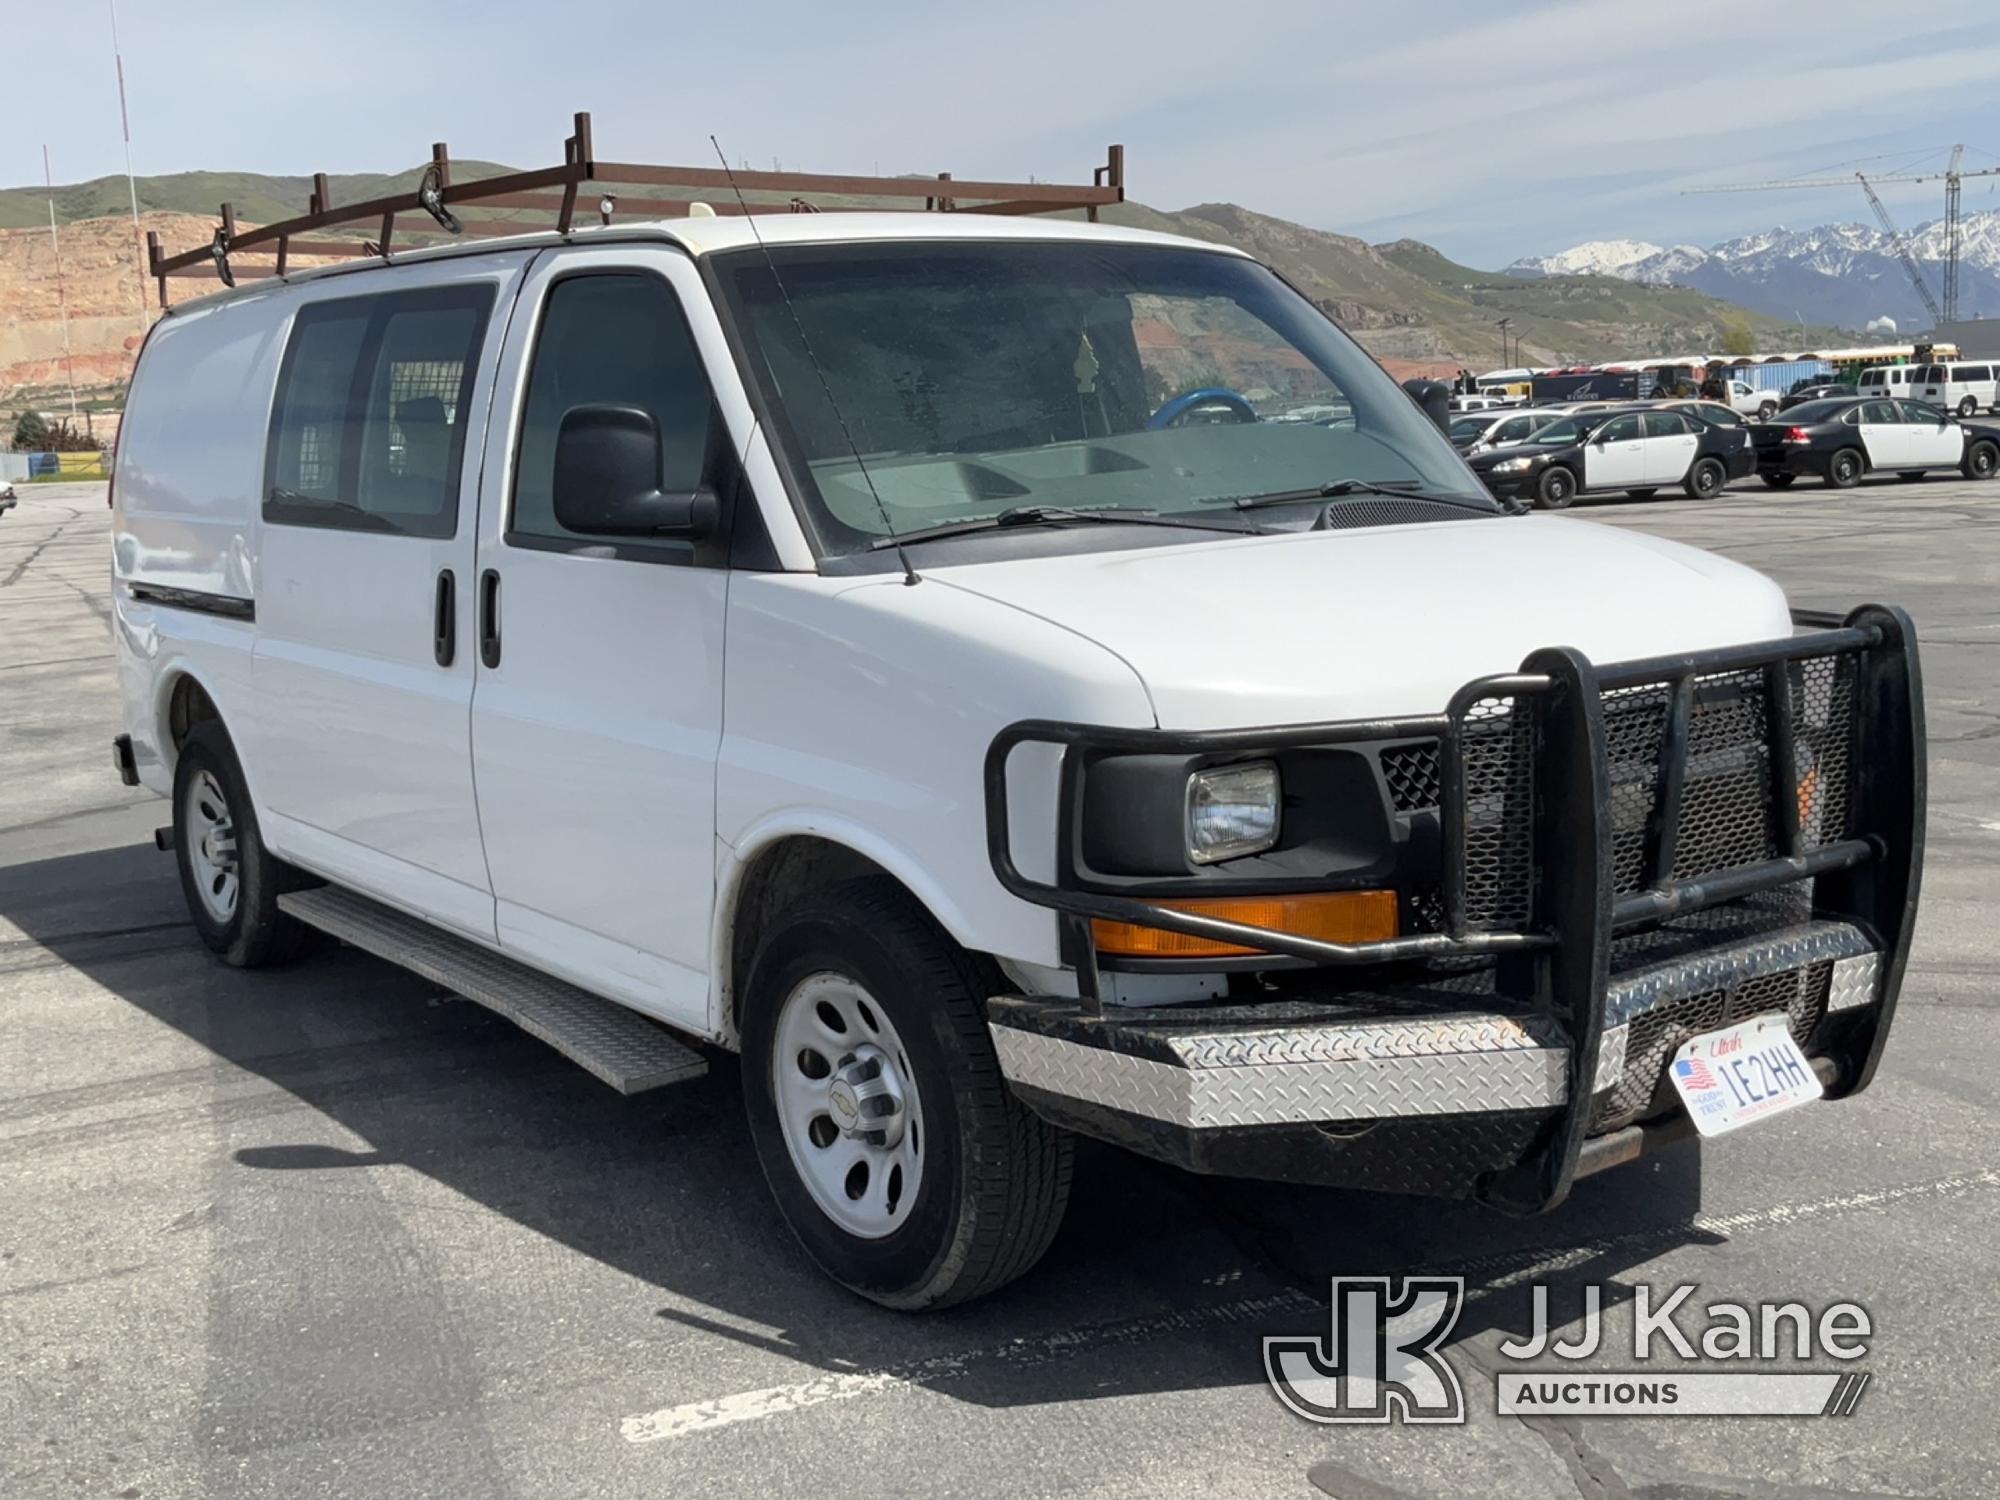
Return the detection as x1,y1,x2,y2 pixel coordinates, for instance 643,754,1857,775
1091,890,1399,959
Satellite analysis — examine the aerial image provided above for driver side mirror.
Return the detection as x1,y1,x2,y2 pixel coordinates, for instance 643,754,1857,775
552,404,719,540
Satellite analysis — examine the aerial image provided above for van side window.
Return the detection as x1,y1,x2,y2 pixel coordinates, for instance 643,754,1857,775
510,273,718,560
264,286,493,538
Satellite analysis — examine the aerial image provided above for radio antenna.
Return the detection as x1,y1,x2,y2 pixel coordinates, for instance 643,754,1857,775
708,136,917,586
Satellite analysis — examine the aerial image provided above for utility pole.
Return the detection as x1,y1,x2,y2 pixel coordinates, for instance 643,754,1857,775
43,145,81,426
1496,317,1513,368
109,0,149,341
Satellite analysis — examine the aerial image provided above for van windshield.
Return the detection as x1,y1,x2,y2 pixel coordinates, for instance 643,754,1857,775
713,240,1495,557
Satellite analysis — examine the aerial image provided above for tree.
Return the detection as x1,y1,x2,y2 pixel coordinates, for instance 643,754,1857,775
1720,320,1756,359
12,410,50,453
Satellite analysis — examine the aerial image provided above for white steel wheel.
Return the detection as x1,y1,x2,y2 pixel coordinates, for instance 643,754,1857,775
182,768,240,924
770,971,924,1240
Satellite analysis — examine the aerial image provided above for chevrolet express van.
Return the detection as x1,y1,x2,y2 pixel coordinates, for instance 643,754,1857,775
1910,361,1999,418
111,211,1925,1308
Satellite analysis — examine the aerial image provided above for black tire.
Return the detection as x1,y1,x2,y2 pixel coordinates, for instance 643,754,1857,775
1826,449,1863,488
1964,439,2000,480
1756,401,1778,421
1958,396,1978,419
1683,458,1726,499
1760,472,1796,490
1533,465,1577,510
172,720,316,967
739,876,1072,1309
1896,470,1927,482
1625,488,1659,500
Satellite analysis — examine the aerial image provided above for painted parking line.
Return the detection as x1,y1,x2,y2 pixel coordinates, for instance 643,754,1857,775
620,1167,2000,1445
620,1291,1310,1443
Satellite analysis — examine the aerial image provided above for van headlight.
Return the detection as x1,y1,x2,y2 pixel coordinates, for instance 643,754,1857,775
1490,456,1535,473
1186,761,1281,864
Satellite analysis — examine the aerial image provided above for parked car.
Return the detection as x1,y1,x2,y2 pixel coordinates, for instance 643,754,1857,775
110,210,1926,1309
0,479,16,515
1750,396,2000,488
1468,404,1753,508
1448,406,1563,456
1666,398,1749,431
1779,382,1855,412
1909,361,1998,418
1447,392,1513,413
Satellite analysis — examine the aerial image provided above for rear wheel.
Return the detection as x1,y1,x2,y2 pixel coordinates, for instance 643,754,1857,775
1963,439,2000,480
1760,472,1796,490
172,721,315,967
740,876,1071,1309
1534,465,1577,510
1683,458,1726,499
1826,449,1863,488
1958,396,1978,419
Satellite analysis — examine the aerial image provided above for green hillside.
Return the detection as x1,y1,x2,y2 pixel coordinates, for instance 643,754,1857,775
0,163,517,232
2,164,1840,369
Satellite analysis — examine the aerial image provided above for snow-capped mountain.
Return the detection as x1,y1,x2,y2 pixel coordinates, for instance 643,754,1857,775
1513,239,1670,278
1508,210,2000,330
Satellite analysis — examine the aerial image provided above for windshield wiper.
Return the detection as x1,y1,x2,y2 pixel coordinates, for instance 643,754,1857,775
1232,478,1473,511
868,505,1268,551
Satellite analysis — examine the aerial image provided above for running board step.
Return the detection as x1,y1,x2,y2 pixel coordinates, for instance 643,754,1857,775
277,886,707,1094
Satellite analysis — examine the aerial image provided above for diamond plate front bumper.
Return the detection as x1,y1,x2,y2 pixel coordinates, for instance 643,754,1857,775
988,918,1884,1199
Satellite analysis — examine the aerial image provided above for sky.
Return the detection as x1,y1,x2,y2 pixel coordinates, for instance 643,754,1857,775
10,0,2000,268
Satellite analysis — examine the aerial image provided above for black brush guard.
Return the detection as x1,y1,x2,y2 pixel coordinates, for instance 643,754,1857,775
982,605,1925,1211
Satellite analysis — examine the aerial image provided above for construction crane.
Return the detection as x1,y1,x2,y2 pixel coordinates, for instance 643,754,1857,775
1857,173,1941,326
1688,145,2000,324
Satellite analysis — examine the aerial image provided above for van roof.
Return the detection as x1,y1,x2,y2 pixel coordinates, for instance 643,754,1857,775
158,213,1245,316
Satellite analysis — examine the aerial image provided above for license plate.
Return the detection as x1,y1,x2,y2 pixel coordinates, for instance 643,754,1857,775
1668,1014,1822,1138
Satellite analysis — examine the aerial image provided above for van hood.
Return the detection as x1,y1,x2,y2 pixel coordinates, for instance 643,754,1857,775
926,516,1792,729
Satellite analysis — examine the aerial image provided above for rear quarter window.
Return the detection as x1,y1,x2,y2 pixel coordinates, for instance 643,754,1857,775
264,285,494,538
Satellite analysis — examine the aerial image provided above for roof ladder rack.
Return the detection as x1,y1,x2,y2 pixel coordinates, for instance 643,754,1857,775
145,110,1126,308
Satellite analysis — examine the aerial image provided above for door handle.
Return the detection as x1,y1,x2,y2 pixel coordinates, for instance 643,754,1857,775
478,569,501,669
434,569,456,667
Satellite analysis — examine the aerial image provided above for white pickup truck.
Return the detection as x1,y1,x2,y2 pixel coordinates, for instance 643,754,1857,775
1717,379,1781,420
109,146,1927,1309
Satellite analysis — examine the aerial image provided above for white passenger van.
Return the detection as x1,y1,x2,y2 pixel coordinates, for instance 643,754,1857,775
1910,361,1998,417
1855,364,1919,398
111,143,1926,1308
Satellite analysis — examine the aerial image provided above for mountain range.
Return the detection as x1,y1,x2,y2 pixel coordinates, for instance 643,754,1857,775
1508,210,2000,332
1,166,1838,411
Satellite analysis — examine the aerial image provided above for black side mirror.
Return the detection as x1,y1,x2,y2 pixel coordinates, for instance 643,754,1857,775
1401,378,1451,434
552,404,719,540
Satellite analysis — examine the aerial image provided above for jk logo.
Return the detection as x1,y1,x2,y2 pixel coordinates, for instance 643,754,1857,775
1264,1277,1466,1424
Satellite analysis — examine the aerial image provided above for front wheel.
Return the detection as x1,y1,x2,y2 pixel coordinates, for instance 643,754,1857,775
172,720,316,967
1533,465,1577,510
1964,439,2000,480
1826,449,1863,488
1683,458,1726,499
1757,402,1778,421
740,877,1071,1309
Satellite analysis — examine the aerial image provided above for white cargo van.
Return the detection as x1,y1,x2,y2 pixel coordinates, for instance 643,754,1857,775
111,137,1927,1308
1910,361,1998,417
1855,364,1919,398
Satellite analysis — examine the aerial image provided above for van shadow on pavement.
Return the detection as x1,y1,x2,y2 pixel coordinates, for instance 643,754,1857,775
1,838,1712,1413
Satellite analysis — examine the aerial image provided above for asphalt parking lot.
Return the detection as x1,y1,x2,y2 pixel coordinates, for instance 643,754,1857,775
3,475,1997,1500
